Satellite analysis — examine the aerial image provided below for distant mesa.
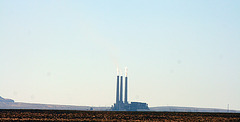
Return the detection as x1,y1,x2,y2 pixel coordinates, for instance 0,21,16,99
0,96,14,103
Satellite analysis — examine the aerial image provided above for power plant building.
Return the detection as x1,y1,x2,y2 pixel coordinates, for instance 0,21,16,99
111,68,149,111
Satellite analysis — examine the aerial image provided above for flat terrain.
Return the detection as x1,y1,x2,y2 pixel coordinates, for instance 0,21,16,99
0,109,240,121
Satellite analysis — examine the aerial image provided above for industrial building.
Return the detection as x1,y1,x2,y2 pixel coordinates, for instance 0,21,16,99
111,68,149,111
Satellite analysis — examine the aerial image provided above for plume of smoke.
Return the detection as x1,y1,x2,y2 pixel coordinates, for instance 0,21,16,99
117,67,119,76
125,67,128,77
120,70,123,76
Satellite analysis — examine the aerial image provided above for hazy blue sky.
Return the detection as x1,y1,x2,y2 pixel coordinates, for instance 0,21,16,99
1,1,240,110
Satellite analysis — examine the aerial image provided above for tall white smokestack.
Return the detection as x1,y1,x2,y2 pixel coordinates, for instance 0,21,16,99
116,68,120,106
120,70,123,103
124,67,128,104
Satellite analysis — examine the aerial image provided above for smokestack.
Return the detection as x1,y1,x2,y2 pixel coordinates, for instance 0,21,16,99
120,71,123,103
116,69,120,105
124,67,128,104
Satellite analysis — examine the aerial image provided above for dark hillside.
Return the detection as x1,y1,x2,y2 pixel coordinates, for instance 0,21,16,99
0,109,240,121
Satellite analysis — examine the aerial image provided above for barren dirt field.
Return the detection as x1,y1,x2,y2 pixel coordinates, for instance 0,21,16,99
0,109,240,121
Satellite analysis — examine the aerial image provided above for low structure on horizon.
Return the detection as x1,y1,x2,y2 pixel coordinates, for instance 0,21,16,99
0,96,14,103
111,68,149,111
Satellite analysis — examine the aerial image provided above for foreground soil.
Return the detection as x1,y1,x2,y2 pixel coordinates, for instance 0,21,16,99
0,109,240,121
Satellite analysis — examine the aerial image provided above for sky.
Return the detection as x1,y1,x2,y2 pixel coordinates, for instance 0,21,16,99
0,1,240,110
